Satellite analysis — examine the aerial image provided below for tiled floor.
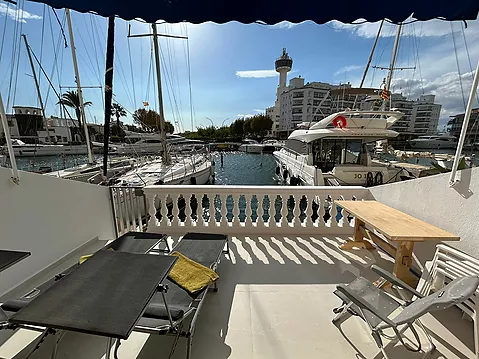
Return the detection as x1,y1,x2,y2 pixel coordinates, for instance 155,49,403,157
0,235,475,359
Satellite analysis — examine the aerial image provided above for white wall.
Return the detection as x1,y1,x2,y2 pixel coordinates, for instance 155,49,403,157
0,167,116,295
370,167,479,262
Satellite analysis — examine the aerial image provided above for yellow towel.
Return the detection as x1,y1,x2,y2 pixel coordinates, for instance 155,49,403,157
79,248,114,264
168,252,219,295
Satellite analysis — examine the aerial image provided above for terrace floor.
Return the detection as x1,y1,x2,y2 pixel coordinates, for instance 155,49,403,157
0,235,475,359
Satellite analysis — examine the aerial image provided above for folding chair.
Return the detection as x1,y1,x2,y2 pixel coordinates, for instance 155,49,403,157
332,265,479,359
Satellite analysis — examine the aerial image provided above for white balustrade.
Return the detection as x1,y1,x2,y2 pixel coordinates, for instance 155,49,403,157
140,185,372,235
110,187,148,236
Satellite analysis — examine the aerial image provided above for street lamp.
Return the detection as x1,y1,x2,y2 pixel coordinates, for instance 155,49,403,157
206,117,215,128
221,118,231,127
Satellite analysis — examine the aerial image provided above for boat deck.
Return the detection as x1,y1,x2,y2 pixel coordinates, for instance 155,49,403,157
0,235,475,359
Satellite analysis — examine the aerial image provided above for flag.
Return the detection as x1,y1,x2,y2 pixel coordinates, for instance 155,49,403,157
381,88,389,101
143,101,149,107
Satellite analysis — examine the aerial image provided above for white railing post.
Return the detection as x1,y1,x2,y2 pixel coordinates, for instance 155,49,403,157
221,194,228,226
293,194,301,227
232,194,240,227
146,192,157,231
281,194,289,228
257,195,264,228
245,194,252,227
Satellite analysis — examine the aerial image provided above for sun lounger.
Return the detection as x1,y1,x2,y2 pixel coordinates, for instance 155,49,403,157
134,232,229,359
0,232,167,323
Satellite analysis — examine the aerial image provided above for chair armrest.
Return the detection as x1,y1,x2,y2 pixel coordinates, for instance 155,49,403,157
371,265,423,298
336,284,396,328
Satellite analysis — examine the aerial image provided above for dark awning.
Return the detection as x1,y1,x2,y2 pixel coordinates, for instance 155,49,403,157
28,0,479,24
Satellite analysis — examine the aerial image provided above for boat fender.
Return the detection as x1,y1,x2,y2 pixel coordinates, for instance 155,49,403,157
276,166,280,175
366,172,374,187
283,169,288,180
191,176,197,185
374,171,384,185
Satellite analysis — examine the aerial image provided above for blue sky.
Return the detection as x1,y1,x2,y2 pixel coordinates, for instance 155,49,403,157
1,2,478,132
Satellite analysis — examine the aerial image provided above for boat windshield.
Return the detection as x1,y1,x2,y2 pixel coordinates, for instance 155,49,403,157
312,139,362,171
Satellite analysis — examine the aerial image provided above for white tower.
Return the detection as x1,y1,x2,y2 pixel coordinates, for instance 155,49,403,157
271,48,293,137
275,48,293,90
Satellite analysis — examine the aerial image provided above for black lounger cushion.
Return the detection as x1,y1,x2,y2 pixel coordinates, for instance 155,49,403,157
1,299,31,313
143,303,187,321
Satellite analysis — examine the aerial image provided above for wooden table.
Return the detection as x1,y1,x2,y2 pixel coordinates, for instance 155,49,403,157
335,200,460,284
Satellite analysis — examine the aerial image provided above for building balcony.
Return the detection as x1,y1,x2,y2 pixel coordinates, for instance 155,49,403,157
1,167,478,359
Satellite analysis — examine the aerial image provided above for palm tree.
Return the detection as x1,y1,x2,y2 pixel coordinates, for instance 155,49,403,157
111,103,127,128
57,90,92,129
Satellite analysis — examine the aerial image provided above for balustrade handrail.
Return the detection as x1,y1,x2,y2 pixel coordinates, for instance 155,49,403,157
143,184,368,194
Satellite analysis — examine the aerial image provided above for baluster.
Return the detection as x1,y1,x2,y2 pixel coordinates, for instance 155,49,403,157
185,193,193,228
173,193,181,226
127,188,135,231
232,194,240,227
160,194,169,227
257,194,264,228
281,193,288,228
316,196,323,227
305,194,313,227
270,193,277,227
146,192,157,231
221,194,228,226
245,194,252,227
121,188,130,231
293,194,301,227
135,189,143,232
114,188,124,234
330,200,338,228
208,194,215,226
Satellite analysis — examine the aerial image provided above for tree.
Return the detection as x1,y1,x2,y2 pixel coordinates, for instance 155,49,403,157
111,103,127,128
243,117,253,136
57,91,92,132
132,108,174,133
251,114,273,138
164,121,175,134
230,118,245,138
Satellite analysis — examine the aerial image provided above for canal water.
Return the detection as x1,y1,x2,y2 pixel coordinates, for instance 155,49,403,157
11,152,281,185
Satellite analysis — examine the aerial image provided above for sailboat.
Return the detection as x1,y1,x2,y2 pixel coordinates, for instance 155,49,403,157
0,34,99,158
112,23,213,186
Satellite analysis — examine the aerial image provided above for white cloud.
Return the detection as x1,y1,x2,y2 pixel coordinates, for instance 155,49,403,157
236,113,255,118
0,3,42,23
334,65,363,76
236,69,278,78
270,21,299,30
327,19,475,39
253,109,264,113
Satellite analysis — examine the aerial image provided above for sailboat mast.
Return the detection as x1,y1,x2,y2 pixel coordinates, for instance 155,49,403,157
360,20,384,89
151,23,169,164
385,23,402,93
65,9,94,164
102,16,115,177
22,34,52,144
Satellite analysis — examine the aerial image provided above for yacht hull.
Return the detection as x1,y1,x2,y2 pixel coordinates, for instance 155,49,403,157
11,144,97,157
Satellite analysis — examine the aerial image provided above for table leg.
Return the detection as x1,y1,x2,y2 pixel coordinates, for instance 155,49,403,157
393,241,415,285
105,337,113,359
340,218,375,250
